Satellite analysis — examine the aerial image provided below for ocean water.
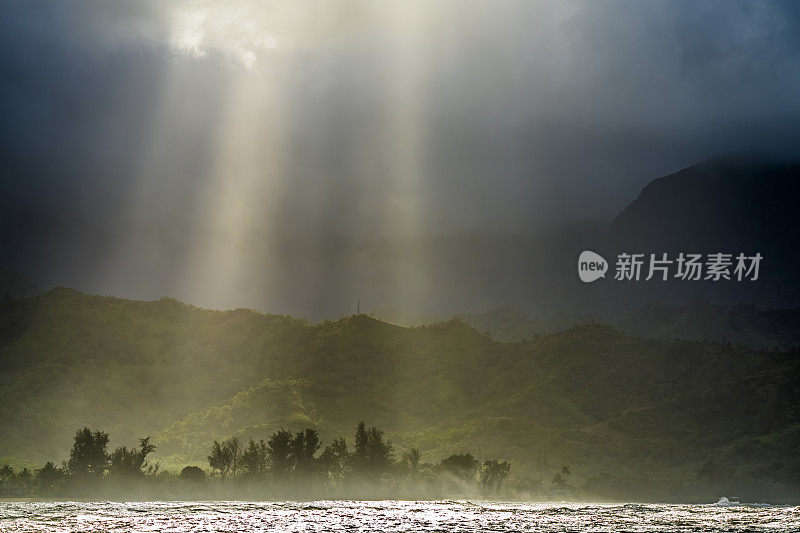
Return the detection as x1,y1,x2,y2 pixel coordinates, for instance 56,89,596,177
1,500,798,532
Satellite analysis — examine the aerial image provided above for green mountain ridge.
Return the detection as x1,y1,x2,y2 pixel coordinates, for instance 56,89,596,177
1,288,799,499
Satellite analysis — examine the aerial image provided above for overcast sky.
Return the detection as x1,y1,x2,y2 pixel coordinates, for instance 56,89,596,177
2,1,799,317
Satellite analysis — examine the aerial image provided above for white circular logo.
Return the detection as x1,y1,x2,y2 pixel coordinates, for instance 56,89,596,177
578,251,608,283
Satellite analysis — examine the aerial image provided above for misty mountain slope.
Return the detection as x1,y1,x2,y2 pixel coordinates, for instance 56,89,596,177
457,303,800,349
1,289,798,494
0,288,315,460
616,302,800,349
155,378,322,460
457,306,599,342
152,322,800,490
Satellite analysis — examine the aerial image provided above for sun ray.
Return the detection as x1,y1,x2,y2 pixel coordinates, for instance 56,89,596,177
381,3,433,314
183,71,287,310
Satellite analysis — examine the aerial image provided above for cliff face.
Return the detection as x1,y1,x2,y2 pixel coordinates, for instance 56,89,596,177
603,157,800,306
611,157,800,256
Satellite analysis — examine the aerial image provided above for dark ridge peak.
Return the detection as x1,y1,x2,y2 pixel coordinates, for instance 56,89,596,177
614,157,782,230
611,157,800,249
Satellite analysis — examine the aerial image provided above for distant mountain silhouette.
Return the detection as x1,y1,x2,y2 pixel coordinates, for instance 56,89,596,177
458,158,800,340
611,156,799,254
616,301,800,350
416,303,799,349
603,157,800,307
1,156,797,318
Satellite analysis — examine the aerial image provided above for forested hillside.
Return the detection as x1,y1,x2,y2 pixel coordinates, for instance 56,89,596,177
1,289,798,499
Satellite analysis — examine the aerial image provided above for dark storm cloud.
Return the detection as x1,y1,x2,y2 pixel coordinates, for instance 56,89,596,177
1,1,799,317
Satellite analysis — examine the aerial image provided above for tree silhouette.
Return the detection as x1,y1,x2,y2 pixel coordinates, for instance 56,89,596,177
267,430,293,481
36,462,62,494
402,448,421,477
68,427,109,479
0,465,13,484
551,464,572,494
207,437,241,478
109,437,156,477
354,422,369,468
440,453,479,481
241,439,269,478
224,438,241,476
479,460,511,494
17,467,32,491
353,421,394,481
402,448,422,489
290,429,321,479
208,441,227,477
318,437,350,483
179,465,206,483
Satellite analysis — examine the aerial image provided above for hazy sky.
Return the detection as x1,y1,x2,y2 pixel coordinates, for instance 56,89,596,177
2,1,799,317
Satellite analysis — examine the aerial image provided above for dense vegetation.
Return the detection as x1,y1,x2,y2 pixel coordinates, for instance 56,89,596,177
1,289,799,501
0,423,514,499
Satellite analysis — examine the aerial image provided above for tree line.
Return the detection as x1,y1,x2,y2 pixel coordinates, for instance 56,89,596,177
0,427,157,496
200,421,511,495
0,421,515,498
